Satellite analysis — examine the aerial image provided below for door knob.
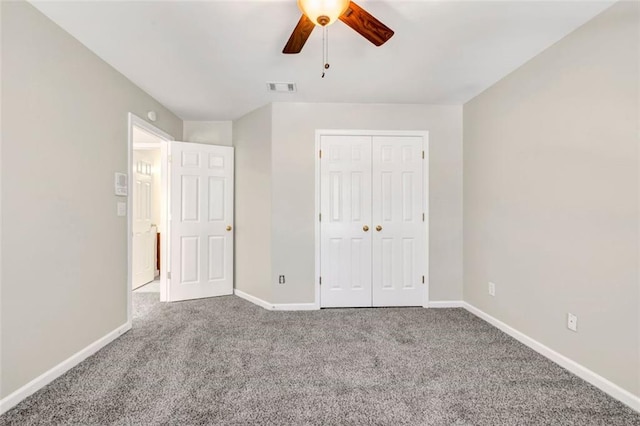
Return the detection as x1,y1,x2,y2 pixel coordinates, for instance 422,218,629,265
376,225,382,232
226,225,232,232
363,225,369,232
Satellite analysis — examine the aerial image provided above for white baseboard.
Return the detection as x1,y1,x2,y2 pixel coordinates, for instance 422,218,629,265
234,289,273,310
0,321,132,415
463,302,640,413
427,300,464,308
272,303,318,311
234,289,319,311
234,291,463,311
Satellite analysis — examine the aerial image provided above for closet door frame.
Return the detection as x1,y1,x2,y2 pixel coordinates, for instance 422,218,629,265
314,129,430,309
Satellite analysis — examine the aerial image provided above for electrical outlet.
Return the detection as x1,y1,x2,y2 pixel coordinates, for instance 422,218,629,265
278,275,285,284
567,313,578,332
488,282,496,297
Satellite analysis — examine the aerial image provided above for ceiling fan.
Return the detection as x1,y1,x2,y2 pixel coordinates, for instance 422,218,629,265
283,0,394,54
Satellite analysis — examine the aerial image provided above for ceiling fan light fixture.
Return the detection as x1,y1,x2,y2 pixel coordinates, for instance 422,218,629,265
297,0,350,26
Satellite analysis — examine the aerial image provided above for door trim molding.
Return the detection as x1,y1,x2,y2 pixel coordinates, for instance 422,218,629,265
314,129,430,309
127,113,174,320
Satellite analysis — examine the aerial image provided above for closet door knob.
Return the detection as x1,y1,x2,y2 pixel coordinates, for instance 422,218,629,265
376,225,382,232
363,225,369,232
226,226,232,232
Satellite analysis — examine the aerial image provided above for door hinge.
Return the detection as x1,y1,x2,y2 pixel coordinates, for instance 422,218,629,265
319,150,322,159
422,151,425,159
319,213,322,222
168,154,172,163
422,275,425,284
422,213,425,222
319,276,322,285
168,271,172,279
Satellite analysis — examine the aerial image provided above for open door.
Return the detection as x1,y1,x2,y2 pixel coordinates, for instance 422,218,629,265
132,149,157,289
168,142,234,302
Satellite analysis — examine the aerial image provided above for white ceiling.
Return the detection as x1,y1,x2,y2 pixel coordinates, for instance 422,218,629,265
30,0,614,120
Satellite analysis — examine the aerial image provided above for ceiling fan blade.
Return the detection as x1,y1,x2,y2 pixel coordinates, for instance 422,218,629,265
283,14,316,54
339,1,394,47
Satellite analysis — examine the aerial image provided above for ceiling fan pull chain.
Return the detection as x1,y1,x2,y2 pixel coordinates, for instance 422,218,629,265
321,26,324,78
322,26,327,78
321,26,331,78
325,26,330,72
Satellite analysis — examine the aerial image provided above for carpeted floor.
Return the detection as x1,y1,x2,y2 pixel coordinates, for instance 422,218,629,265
2,293,638,425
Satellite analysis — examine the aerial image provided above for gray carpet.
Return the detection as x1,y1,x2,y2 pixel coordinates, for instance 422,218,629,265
1,294,638,425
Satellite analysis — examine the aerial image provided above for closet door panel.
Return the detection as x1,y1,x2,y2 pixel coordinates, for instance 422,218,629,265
320,136,373,307
372,136,425,307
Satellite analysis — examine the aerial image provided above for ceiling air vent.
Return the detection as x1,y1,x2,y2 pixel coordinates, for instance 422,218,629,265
267,82,297,93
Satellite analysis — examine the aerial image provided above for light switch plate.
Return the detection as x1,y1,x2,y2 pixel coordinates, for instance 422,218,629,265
117,202,127,217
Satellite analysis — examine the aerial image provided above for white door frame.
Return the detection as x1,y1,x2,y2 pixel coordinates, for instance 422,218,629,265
314,129,430,309
127,113,174,324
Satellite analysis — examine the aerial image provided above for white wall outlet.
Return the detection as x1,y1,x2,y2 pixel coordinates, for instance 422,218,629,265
488,282,496,296
567,313,578,332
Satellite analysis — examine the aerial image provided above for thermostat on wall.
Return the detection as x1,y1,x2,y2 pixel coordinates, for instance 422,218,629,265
114,173,128,196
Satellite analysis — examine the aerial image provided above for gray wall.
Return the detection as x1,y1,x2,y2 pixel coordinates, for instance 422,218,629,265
1,1,182,398
270,103,463,304
463,1,639,397
233,105,273,301
183,121,232,146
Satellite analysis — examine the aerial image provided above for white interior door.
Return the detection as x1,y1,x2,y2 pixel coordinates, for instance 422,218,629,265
319,133,426,308
168,142,234,302
372,136,425,306
132,150,155,289
320,135,372,307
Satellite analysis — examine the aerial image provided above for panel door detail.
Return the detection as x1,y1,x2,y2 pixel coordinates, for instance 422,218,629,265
320,135,373,308
371,136,425,306
169,142,234,302
132,150,156,289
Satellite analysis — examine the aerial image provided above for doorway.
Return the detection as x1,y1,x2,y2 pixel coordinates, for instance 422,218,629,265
315,130,430,308
127,115,236,324
132,132,162,290
127,114,173,323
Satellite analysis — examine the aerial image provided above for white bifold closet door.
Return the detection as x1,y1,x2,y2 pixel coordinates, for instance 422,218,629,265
320,134,425,308
371,136,425,307
320,136,373,307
